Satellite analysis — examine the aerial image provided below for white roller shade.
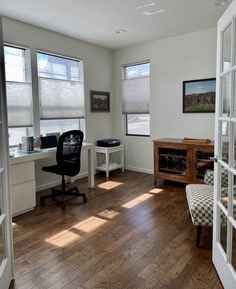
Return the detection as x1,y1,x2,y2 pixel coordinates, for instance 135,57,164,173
39,77,85,119
6,81,33,127
122,76,150,114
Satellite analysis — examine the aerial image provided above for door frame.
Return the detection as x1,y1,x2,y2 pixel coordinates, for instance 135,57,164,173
0,15,14,289
213,1,236,288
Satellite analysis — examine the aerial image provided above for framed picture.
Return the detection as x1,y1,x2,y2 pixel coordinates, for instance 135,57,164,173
183,78,216,113
90,90,110,112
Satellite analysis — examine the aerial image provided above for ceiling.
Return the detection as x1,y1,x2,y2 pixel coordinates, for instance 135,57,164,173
0,0,231,50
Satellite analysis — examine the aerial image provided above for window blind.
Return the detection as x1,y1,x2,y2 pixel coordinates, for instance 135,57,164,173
122,76,150,114
6,81,33,127
39,77,85,119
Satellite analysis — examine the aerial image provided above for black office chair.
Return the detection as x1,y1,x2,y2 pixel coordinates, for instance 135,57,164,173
40,130,87,209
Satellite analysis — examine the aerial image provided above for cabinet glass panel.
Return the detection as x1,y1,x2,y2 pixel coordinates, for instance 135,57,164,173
158,148,187,176
222,73,231,117
195,151,214,180
221,120,230,164
0,222,5,266
233,226,236,273
223,23,232,72
219,207,227,254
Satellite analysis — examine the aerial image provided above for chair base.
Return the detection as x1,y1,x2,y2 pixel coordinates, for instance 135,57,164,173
40,182,87,209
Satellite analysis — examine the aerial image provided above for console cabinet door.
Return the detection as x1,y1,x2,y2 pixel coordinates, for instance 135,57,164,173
154,142,191,184
192,146,214,183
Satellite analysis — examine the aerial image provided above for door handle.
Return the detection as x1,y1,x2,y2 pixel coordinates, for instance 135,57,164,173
210,157,218,163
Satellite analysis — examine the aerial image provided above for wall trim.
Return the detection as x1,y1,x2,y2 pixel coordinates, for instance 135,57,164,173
36,171,88,191
125,165,153,175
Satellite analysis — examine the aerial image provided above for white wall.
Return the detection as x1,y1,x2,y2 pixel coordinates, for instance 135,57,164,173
114,28,217,173
2,17,114,190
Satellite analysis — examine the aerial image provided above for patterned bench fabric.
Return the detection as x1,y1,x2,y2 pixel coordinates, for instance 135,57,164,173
186,184,214,226
204,169,228,187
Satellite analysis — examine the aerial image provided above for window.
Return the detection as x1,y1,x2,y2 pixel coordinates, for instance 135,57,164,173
40,119,85,135
4,45,33,146
122,62,150,136
37,52,85,135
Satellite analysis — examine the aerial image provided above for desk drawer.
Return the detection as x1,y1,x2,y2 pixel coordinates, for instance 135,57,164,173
11,181,36,216
10,161,35,185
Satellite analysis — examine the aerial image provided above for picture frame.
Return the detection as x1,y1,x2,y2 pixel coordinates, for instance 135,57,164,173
183,78,216,113
90,90,110,112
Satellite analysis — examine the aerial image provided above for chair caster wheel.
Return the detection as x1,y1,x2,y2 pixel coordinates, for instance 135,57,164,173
83,197,88,203
61,203,66,210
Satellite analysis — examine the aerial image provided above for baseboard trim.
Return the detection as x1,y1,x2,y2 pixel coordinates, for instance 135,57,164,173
36,171,88,192
125,165,153,175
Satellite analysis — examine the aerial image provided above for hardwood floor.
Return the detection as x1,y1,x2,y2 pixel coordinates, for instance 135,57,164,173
10,171,222,289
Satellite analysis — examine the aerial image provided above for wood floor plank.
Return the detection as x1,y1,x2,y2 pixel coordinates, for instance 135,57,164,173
10,171,223,289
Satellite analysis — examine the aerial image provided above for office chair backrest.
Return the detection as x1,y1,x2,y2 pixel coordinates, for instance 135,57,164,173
56,130,84,176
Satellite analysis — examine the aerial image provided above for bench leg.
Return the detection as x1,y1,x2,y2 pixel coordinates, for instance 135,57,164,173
196,226,202,247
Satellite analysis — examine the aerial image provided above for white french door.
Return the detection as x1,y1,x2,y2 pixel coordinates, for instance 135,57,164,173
0,16,14,289
213,1,236,288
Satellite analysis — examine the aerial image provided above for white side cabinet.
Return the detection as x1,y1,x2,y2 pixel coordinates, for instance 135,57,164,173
10,161,36,216
95,145,124,178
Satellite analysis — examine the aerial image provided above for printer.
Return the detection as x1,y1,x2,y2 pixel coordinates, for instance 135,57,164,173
97,139,121,147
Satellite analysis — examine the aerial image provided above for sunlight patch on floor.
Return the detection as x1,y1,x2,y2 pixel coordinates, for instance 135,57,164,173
45,229,80,247
98,181,123,190
98,209,120,219
122,193,153,209
73,216,107,232
149,188,164,194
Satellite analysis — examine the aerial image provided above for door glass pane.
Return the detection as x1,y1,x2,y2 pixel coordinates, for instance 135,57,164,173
234,72,236,117
220,167,229,210
223,23,232,72
219,207,227,254
234,177,236,220
0,222,5,266
195,150,214,180
233,226,236,272
221,121,230,164
0,174,3,215
222,74,231,117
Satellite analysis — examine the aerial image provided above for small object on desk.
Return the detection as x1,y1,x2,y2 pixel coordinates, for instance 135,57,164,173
40,135,57,149
97,139,120,147
34,137,41,149
183,137,211,144
22,136,34,152
17,143,22,151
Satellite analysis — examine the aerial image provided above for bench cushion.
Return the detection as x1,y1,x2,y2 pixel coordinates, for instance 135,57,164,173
186,184,214,226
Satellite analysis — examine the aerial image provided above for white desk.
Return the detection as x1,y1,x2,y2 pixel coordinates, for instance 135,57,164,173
9,143,95,216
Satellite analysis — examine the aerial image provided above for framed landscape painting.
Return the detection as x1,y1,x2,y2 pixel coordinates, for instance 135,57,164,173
183,78,216,113
90,90,110,112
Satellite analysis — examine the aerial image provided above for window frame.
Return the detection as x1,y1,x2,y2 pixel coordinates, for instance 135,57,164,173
125,114,150,137
123,61,150,137
37,50,84,82
37,50,85,137
4,44,34,147
5,45,86,147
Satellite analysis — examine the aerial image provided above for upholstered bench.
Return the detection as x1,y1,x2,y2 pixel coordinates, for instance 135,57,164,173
186,184,214,246
186,169,228,247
